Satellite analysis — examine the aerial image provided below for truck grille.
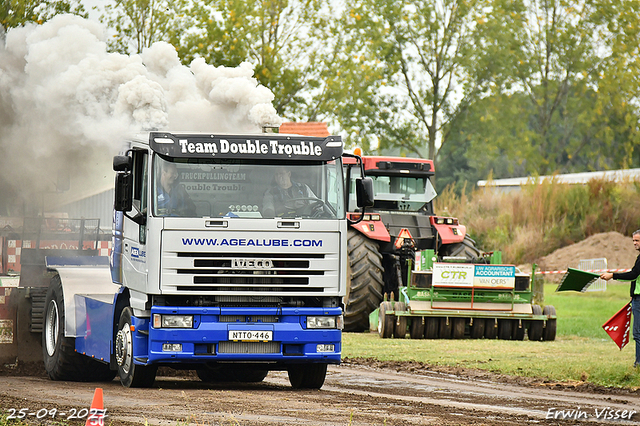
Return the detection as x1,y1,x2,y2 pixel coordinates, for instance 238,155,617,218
218,341,280,354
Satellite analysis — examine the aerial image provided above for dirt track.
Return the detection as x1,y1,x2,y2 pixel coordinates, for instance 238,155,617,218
2,359,640,426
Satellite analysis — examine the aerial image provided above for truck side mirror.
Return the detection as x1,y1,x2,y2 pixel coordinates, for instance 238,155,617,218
356,177,374,208
114,172,133,212
113,155,132,172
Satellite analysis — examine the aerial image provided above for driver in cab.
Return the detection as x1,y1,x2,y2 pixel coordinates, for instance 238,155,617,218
157,162,196,216
262,167,316,218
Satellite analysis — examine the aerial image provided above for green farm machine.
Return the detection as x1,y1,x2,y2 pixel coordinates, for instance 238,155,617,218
342,154,556,340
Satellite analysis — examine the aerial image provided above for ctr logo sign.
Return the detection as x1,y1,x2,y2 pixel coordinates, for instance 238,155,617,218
433,263,474,287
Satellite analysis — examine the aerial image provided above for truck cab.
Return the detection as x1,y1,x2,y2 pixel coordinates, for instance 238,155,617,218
41,131,371,389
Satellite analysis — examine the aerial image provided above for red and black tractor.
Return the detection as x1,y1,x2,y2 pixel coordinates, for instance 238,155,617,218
343,154,482,331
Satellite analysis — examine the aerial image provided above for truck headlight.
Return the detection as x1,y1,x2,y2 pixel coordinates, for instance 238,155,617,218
307,316,340,329
153,314,193,328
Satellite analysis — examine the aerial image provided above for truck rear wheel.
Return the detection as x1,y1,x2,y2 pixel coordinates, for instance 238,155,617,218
43,276,116,382
439,234,482,260
344,229,385,332
288,364,327,389
116,307,157,388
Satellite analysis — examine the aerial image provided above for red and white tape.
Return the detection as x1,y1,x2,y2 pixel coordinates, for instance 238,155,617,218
536,268,631,275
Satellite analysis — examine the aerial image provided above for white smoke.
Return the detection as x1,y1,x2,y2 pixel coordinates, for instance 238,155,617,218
0,14,282,211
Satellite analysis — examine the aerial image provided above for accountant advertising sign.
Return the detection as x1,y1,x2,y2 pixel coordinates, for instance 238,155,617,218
433,263,515,289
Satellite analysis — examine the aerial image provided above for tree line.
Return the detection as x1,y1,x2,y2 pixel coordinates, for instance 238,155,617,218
3,0,640,193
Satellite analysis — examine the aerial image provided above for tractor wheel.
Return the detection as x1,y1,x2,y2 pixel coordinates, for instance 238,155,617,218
512,320,525,341
288,364,327,389
497,319,512,340
410,317,425,339
469,318,485,339
116,307,157,388
528,305,544,341
424,317,439,339
439,317,452,339
484,319,498,339
452,318,466,339
393,303,407,338
344,229,385,332
377,302,394,339
43,276,116,382
542,305,557,341
439,234,482,260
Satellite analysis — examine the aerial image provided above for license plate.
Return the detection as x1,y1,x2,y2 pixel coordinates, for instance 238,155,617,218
228,330,273,341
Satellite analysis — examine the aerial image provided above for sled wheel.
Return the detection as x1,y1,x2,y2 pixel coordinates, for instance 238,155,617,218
424,317,439,339
497,319,512,340
469,318,485,339
344,229,385,332
484,318,498,339
116,307,157,387
410,317,425,339
512,320,525,341
393,303,407,338
452,318,466,339
527,305,544,341
43,276,116,382
378,302,394,338
288,364,327,389
439,317,452,339
542,305,557,341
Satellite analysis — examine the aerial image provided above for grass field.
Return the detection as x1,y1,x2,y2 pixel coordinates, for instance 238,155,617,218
343,283,640,389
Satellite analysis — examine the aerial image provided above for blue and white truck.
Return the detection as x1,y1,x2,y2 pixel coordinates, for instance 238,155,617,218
38,131,372,388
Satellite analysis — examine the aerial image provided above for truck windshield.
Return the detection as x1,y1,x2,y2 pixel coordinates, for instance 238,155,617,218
152,156,345,219
369,175,437,212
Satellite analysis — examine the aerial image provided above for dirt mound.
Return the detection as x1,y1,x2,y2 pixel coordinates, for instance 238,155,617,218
534,231,638,282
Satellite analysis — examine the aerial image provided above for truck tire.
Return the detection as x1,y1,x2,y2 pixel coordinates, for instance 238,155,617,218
528,305,544,341
344,229,385,332
439,234,482,260
116,307,157,388
393,302,407,338
469,318,485,339
409,317,425,339
42,276,116,382
288,363,327,389
542,305,557,341
378,302,394,338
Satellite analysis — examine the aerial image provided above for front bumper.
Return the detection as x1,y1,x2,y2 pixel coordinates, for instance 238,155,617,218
132,306,342,365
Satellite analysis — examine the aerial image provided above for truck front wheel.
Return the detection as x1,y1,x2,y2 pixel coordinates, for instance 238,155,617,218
43,276,116,382
115,307,157,388
288,364,327,389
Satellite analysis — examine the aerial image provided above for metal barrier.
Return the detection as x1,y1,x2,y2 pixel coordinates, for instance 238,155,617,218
578,258,607,292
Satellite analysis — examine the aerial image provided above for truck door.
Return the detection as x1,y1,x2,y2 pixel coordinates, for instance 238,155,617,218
122,150,149,291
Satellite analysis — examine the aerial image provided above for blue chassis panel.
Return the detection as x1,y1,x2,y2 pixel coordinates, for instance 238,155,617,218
76,300,342,366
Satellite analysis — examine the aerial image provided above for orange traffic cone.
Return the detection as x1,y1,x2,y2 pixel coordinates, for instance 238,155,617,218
85,388,105,426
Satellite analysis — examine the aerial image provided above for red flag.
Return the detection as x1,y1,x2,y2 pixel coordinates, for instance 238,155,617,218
602,302,632,350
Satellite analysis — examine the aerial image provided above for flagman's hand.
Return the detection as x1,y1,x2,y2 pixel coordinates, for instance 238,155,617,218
600,272,614,280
